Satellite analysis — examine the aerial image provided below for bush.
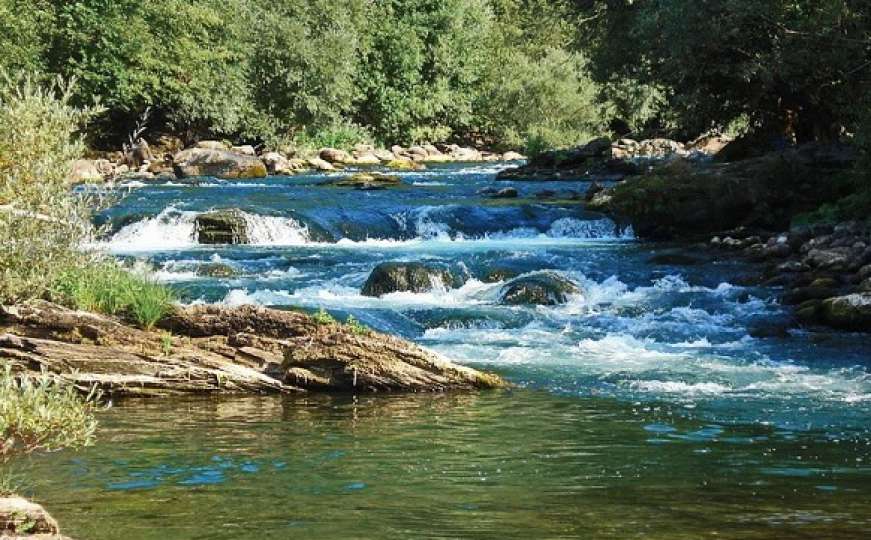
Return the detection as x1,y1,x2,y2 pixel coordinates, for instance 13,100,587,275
0,367,98,464
292,121,373,154
51,261,176,330
0,72,101,304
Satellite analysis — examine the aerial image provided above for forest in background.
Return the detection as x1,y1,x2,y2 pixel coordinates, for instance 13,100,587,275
1,0,867,153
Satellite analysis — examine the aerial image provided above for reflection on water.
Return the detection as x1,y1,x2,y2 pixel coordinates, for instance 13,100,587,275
15,392,871,539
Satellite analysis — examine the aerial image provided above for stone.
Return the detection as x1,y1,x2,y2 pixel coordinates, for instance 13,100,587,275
819,293,871,331
585,181,604,201
353,153,381,165
307,157,335,171
483,268,520,283
804,248,854,271
231,145,257,156
261,152,292,175
0,302,505,395
499,272,581,306
173,148,267,179
0,496,60,536
502,151,526,161
385,159,424,171
373,149,395,162
68,159,103,183
333,173,402,189
195,262,238,278
319,148,352,164
449,147,481,161
195,140,229,150
361,262,457,297
491,187,518,199
194,209,249,245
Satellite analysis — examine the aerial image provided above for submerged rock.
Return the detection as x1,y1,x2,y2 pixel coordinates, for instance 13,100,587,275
333,173,402,189
499,272,581,305
195,262,238,278
173,148,267,179
362,262,457,297
195,210,249,245
0,302,505,396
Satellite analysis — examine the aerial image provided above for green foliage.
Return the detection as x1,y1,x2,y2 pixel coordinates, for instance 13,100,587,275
345,315,370,336
293,122,373,154
0,367,99,462
313,308,337,325
578,0,871,142
160,333,173,357
51,261,176,330
0,72,101,303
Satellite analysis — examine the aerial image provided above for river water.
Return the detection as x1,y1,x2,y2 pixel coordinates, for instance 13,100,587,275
16,162,871,538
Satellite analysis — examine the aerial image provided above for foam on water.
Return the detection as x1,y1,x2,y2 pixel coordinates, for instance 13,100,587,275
105,207,311,251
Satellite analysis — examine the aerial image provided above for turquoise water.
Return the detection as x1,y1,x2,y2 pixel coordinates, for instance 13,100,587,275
20,162,871,537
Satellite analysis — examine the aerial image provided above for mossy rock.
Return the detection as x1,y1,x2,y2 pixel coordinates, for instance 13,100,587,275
499,272,581,305
195,262,238,278
362,262,458,297
195,210,248,245
385,159,425,171
333,172,402,189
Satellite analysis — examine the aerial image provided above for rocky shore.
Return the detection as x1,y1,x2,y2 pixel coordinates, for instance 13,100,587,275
71,138,526,184
565,138,869,333
0,302,505,396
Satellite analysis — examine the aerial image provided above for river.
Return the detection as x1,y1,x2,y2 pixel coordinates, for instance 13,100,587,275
17,162,871,538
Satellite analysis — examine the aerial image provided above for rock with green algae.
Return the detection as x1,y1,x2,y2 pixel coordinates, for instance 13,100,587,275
333,172,402,189
194,209,249,245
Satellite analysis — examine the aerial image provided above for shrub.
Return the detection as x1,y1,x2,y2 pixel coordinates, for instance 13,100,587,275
312,308,337,325
0,367,98,464
293,121,373,154
345,315,370,336
0,72,101,304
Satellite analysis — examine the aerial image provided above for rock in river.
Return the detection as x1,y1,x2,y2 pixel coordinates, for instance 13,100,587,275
195,209,249,245
362,262,458,297
0,302,505,395
499,272,581,305
173,148,267,179
819,293,871,331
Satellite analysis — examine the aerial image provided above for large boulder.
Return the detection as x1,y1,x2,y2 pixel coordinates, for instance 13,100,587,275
502,151,526,161
307,157,336,171
231,145,257,156
819,293,871,331
194,209,249,245
173,148,267,179
362,262,457,297
261,152,293,175
499,272,581,305
319,148,352,164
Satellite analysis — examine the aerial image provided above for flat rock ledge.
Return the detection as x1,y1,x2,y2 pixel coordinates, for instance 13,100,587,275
0,302,504,397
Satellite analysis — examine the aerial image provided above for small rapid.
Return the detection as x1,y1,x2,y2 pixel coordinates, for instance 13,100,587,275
96,163,871,435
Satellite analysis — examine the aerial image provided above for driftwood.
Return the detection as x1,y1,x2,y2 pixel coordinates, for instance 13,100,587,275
0,302,504,397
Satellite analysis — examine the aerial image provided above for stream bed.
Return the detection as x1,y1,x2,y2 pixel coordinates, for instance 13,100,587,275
16,162,871,538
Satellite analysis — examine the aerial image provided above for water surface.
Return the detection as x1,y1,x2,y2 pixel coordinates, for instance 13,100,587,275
21,162,870,538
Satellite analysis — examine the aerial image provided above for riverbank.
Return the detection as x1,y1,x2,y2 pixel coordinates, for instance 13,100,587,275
72,138,526,184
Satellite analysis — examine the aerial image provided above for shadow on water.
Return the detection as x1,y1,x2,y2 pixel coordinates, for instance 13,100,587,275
15,391,871,540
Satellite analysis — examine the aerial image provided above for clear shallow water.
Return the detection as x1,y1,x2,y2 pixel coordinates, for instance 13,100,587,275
24,161,871,537
17,393,871,539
